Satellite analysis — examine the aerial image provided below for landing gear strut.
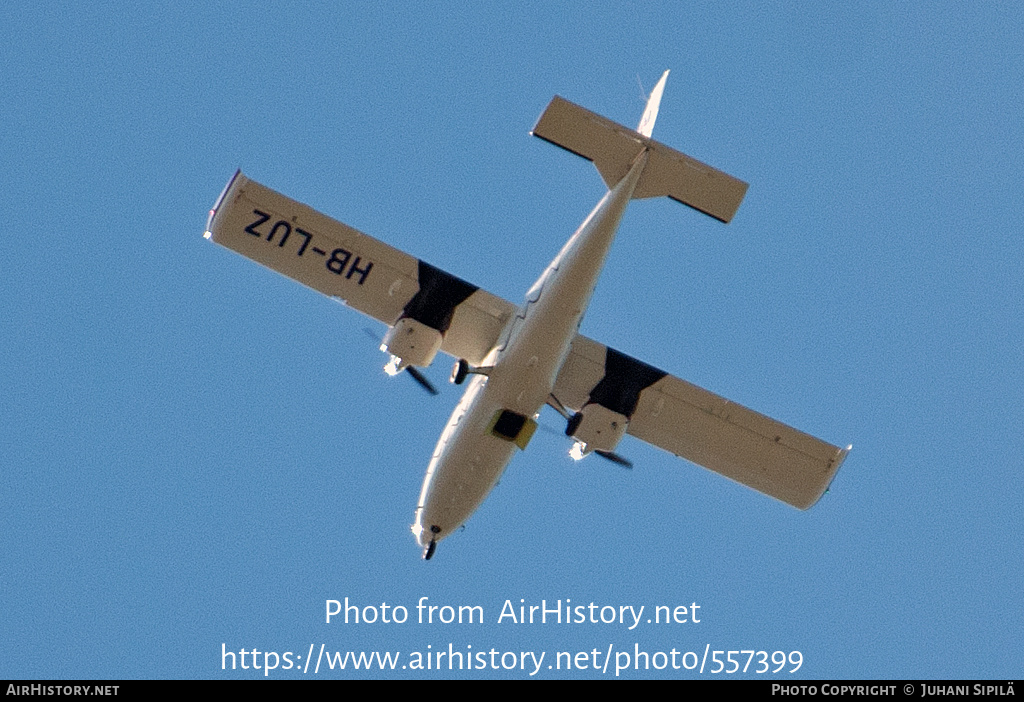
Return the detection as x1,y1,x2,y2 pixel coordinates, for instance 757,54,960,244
450,359,492,385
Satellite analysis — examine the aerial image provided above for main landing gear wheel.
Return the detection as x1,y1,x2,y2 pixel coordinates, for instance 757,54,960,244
451,359,470,385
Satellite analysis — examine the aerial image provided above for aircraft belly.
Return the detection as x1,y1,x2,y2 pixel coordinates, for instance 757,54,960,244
413,155,649,552
414,377,518,545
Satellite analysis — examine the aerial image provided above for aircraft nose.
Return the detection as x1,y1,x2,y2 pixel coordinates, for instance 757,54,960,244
411,519,443,546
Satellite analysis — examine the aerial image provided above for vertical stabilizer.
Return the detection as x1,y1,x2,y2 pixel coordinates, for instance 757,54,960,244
637,70,670,138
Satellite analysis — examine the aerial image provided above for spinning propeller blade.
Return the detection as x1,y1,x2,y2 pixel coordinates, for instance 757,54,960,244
594,450,633,469
405,365,439,395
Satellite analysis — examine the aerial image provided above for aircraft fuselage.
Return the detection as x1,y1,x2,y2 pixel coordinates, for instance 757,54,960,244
412,151,649,554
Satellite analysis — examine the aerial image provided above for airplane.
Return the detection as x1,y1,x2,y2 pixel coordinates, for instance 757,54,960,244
204,71,850,560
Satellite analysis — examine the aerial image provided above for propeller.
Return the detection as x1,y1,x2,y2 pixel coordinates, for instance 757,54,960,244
544,395,633,469
593,450,633,469
362,328,439,395
404,365,439,396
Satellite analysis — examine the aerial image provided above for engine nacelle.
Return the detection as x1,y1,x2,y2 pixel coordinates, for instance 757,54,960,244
381,317,443,370
566,403,628,454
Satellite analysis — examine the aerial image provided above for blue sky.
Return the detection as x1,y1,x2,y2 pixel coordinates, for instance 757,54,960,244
2,2,1021,679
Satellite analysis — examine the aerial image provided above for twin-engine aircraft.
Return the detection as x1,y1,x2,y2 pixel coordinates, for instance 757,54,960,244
205,72,850,560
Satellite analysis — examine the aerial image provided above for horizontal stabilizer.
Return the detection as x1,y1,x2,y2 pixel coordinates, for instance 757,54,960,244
531,96,748,223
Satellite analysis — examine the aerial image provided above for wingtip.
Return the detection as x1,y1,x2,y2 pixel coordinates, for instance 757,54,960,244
797,443,851,510
829,444,852,481
821,444,852,502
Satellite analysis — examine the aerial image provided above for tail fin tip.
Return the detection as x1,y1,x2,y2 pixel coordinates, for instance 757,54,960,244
637,69,670,138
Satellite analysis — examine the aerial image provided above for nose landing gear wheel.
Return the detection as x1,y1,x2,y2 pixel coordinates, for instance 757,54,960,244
423,525,441,560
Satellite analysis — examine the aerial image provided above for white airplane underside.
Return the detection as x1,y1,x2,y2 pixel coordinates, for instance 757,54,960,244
204,72,850,560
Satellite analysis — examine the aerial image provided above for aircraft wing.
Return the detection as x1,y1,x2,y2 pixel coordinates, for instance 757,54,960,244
205,171,516,366
552,334,849,509
206,172,846,507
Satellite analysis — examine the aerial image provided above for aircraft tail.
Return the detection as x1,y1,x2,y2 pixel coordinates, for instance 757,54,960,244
530,72,748,223
637,70,670,137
